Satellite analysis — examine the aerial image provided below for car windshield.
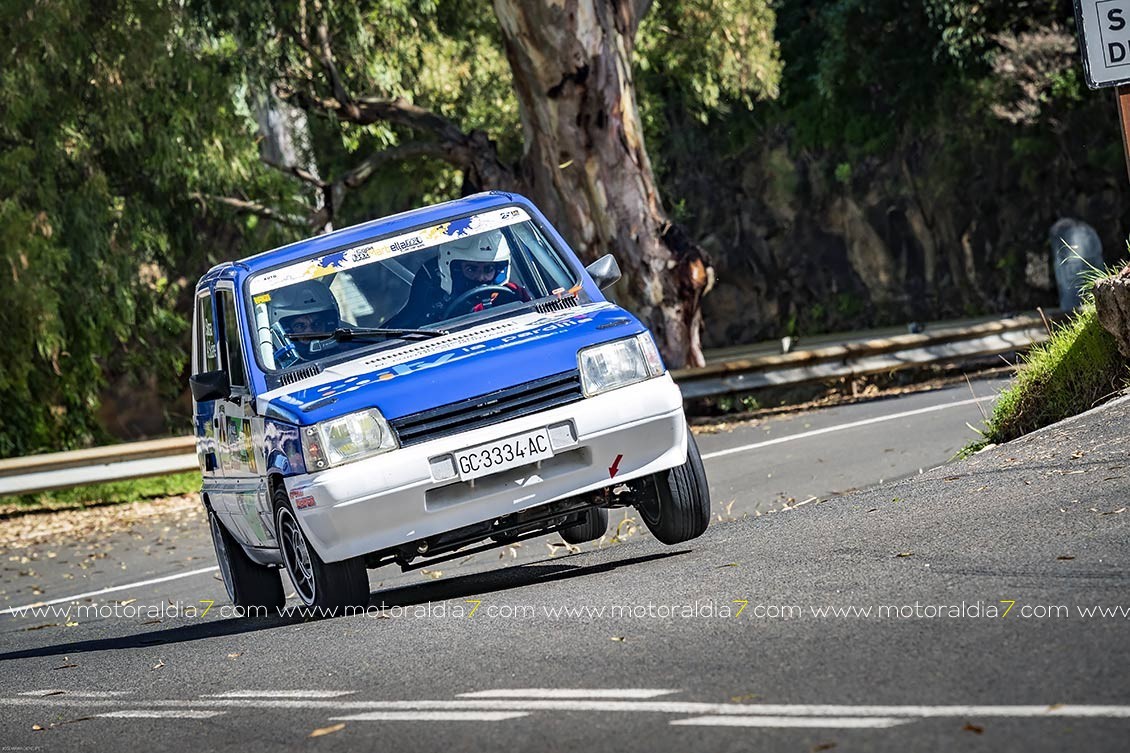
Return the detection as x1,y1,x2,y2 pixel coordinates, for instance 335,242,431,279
246,206,581,371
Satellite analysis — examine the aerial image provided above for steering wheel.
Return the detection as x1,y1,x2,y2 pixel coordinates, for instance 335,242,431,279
441,284,522,319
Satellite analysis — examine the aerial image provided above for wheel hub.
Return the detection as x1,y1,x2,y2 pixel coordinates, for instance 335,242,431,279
278,508,316,604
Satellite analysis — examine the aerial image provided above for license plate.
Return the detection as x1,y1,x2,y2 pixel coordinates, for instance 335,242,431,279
454,428,554,481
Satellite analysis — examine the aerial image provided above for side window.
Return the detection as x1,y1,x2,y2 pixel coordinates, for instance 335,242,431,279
216,289,247,389
194,293,220,375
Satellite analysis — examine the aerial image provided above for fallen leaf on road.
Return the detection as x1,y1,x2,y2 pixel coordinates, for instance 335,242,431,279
152,659,166,670
895,551,913,558
64,620,78,627
1101,508,1127,516
610,636,625,642
963,723,984,734
31,724,44,731
812,743,837,752
420,569,443,580
24,623,58,631
866,508,878,513
309,723,345,738
226,653,242,660
1047,703,1064,711
52,660,78,670
118,599,136,606
1056,555,1075,561
716,563,739,568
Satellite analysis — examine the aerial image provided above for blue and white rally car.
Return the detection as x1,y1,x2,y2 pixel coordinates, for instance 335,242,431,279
191,192,710,611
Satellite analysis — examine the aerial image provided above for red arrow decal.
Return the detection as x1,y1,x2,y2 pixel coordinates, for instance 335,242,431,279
608,454,623,479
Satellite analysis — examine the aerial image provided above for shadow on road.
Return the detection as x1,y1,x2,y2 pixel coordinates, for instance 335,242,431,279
0,548,690,662
373,548,690,609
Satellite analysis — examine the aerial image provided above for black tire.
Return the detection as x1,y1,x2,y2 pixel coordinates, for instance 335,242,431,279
273,488,370,614
637,429,711,545
560,507,608,545
209,508,285,611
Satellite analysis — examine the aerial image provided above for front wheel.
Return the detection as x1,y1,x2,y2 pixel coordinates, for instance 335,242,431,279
636,429,711,545
274,489,370,614
209,509,285,611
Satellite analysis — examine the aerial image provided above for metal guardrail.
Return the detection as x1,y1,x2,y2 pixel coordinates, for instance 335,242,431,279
0,313,1051,497
672,313,1050,399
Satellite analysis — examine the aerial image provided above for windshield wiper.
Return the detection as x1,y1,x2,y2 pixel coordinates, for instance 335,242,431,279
289,327,448,342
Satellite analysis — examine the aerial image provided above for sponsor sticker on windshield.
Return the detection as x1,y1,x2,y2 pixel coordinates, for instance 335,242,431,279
249,207,531,295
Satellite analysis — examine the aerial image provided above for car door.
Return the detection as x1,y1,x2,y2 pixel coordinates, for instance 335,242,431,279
213,284,276,549
192,288,228,522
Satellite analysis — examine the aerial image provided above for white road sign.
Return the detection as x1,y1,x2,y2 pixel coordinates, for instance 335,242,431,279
1076,0,1130,88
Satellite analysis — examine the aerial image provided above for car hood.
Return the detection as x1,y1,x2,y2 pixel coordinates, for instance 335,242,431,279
257,302,647,425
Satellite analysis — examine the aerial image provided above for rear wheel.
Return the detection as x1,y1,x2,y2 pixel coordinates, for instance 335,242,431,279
637,429,711,545
209,509,284,611
559,507,608,545
273,488,370,614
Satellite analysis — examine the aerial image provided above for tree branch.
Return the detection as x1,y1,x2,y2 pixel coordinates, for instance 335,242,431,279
314,10,352,108
279,82,470,146
337,141,452,191
271,13,521,216
614,0,653,40
276,83,514,188
189,192,311,229
261,157,327,189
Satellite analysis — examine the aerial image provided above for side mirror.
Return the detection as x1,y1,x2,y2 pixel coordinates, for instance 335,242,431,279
585,253,621,290
190,369,231,402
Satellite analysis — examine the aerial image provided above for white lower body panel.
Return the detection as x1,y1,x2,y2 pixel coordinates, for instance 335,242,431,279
284,375,687,562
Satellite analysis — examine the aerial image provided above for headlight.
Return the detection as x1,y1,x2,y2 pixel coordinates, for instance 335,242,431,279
301,408,398,470
578,333,666,397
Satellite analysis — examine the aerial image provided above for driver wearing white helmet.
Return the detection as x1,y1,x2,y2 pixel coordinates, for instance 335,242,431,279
266,280,347,365
386,230,531,327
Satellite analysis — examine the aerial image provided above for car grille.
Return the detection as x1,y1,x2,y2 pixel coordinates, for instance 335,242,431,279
390,370,585,447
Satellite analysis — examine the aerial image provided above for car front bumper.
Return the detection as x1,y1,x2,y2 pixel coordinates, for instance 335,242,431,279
284,374,688,562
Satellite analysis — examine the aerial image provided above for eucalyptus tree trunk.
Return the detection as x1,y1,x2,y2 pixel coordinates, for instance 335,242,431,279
492,0,711,367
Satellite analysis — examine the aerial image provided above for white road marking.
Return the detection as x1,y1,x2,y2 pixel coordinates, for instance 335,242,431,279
700,395,996,461
671,715,910,728
0,566,220,617
19,690,133,697
203,690,355,699
458,689,677,699
332,711,528,722
4,697,1130,719
98,710,225,719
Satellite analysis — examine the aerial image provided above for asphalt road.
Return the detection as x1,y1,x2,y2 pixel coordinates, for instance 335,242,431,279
2,377,1128,752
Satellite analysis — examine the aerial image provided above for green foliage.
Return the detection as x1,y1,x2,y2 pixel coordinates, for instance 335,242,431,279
635,0,781,183
0,0,790,484
771,0,1069,155
971,302,1128,448
1,0,1117,460
195,0,520,222
637,0,781,120
0,0,285,457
